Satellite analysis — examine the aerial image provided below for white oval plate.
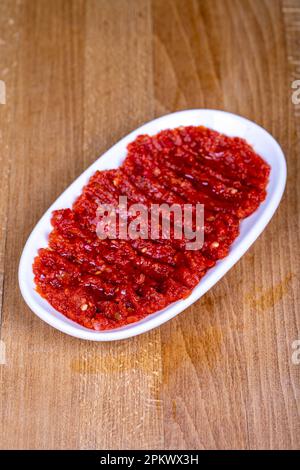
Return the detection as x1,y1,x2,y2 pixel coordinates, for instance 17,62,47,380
19,110,286,341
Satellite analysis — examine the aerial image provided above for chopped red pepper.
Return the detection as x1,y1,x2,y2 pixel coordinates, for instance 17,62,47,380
33,125,270,330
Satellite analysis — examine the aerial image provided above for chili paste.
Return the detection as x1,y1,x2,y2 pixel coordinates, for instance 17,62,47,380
33,125,270,330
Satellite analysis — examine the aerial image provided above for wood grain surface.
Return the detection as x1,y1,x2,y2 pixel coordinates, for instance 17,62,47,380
0,0,299,450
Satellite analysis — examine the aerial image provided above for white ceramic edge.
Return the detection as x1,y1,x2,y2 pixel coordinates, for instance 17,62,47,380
18,109,287,341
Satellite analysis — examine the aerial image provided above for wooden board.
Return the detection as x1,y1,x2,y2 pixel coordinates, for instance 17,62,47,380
0,0,299,450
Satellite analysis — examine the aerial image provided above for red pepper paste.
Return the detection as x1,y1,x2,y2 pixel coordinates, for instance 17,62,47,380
33,126,270,330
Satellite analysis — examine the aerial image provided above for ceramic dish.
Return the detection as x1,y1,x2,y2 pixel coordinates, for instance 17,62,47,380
18,109,287,341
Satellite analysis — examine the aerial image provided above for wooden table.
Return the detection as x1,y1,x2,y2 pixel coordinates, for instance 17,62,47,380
0,0,299,450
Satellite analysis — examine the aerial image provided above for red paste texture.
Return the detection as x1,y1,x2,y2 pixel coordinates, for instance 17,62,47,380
33,126,270,330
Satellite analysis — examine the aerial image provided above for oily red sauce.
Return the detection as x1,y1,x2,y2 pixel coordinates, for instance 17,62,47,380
33,126,270,330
